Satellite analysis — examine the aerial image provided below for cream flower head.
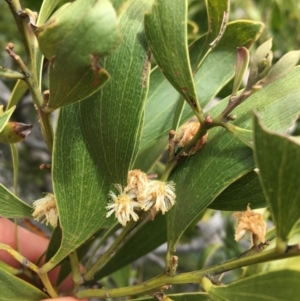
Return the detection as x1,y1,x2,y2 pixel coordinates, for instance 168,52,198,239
106,184,140,226
140,180,176,214
232,205,266,245
32,193,58,227
106,171,177,226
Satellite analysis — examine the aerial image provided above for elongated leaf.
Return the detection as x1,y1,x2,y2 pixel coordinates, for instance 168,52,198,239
45,226,62,262
253,113,300,241
261,50,300,85
243,256,300,281
110,0,130,14
0,261,19,276
197,243,222,269
247,38,273,88
140,21,263,151
225,124,253,148
0,184,32,218
42,102,111,272
209,171,266,211
133,137,167,172
37,0,121,111
232,47,250,96
167,128,253,253
194,21,263,108
6,80,28,110
80,0,153,185
208,270,300,301
36,0,68,95
37,0,68,26
111,265,131,288
0,106,15,132
167,66,300,252
193,0,229,69
144,0,200,111
140,67,181,151
209,66,300,211
0,267,48,301
94,214,167,280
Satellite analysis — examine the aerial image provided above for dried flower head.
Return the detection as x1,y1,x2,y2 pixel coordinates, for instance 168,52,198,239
125,169,149,201
106,184,140,226
175,122,208,156
32,193,58,227
140,180,176,214
175,121,200,147
188,134,208,155
232,204,266,245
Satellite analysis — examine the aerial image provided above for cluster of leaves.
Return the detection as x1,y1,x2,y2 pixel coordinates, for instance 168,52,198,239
0,0,300,300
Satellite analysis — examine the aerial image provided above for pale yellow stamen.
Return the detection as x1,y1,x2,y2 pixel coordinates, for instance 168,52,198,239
140,180,176,214
106,184,140,226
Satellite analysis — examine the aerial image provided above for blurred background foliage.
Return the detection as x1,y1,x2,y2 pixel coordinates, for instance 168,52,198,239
0,0,299,293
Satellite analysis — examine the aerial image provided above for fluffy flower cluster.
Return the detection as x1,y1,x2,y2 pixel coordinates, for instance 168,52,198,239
32,193,58,227
106,170,176,226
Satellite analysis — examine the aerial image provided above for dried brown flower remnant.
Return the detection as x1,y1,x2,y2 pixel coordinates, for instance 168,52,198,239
188,134,208,155
175,122,200,146
174,122,208,155
125,169,148,201
232,205,266,246
32,193,58,227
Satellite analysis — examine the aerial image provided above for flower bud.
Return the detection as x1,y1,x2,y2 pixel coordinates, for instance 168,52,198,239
0,122,32,144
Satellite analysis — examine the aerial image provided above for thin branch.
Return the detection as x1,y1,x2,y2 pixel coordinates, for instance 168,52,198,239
217,88,255,121
5,43,30,76
5,0,37,64
69,251,82,293
0,243,58,297
0,243,39,273
77,243,300,299
5,0,54,152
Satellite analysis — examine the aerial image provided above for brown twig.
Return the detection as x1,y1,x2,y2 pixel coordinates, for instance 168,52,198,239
5,43,30,76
